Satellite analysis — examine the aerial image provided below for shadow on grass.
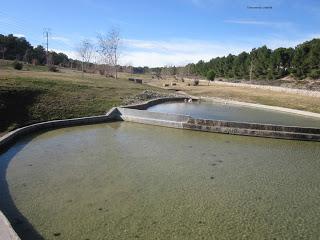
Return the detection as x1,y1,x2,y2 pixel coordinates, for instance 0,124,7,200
0,87,43,132
0,135,44,239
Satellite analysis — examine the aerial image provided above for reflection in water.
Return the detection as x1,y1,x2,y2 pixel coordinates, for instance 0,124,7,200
148,102,320,128
1,122,320,239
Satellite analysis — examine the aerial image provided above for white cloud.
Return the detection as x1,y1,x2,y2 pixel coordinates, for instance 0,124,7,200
224,19,294,29
51,49,79,60
121,38,251,67
52,33,320,67
225,20,272,25
13,33,25,38
51,36,75,48
52,36,70,42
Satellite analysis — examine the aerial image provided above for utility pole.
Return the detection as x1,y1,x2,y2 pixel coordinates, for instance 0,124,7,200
43,28,51,65
250,60,253,82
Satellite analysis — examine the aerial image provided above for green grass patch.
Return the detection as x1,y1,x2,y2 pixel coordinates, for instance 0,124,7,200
0,65,165,133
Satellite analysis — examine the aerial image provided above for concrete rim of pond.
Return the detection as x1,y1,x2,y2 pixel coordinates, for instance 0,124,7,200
0,96,320,239
1,96,320,151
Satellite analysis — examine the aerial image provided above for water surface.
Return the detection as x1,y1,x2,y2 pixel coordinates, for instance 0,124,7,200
148,102,320,128
1,122,320,239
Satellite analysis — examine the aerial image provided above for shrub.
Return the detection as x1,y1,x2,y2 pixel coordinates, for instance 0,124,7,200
308,69,320,79
192,79,199,86
206,70,216,81
99,69,105,75
48,65,59,72
13,61,23,70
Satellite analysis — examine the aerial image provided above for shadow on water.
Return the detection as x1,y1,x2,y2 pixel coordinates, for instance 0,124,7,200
0,135,44,240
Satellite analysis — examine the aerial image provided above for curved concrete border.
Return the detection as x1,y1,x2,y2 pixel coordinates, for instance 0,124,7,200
0,97,190,151
198,96,320,119
175,91,320,119
0,111,119,152
0,211,20,240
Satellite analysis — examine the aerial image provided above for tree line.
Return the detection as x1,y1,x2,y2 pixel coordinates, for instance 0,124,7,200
130,38,320,81
1,33,319,81
0,34,82,69
184,38,320,80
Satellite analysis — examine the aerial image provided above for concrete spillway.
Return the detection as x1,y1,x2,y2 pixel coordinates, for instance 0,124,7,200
116,107,320,142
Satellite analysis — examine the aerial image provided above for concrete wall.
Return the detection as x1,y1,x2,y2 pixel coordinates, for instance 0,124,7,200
117,107,320,142
183,77,320,98
213,81,320,98
0,108,119,152
117,108,188,128
182,119,320,141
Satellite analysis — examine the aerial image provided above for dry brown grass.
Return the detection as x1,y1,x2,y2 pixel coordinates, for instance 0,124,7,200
146,79,320,113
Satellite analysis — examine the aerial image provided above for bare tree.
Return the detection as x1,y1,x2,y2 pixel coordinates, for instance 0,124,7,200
97,27,120,79
78,39,94,73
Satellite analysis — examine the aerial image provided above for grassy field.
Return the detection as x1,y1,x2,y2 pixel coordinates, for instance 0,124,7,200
1,60,319,134
0,60,166,134
146,78,320,114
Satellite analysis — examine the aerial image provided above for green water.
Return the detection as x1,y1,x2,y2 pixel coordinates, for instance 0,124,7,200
148,102,320,128
1,122,320,239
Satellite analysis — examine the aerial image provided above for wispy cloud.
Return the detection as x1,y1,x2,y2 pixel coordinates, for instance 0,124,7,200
121,38,252,67
13,33,25,38
51,36,74,48
224,19,294,29
225,20,272,25
51,33,320,67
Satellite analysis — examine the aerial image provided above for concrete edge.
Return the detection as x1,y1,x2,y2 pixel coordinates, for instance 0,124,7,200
0,108,121,239
116,107,320,142
0,211,20,240
195,95,320,119
0,108,120,152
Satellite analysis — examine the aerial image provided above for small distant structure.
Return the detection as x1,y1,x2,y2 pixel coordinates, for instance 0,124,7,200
163,83,169,87
171,82,176,86
135,79,143,84
128,78,142,84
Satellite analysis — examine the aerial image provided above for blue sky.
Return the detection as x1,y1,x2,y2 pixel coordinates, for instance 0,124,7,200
1,0,319,66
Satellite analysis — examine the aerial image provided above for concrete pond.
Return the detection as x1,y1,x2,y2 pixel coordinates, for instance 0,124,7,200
1,98,320,239
1,122,320,239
